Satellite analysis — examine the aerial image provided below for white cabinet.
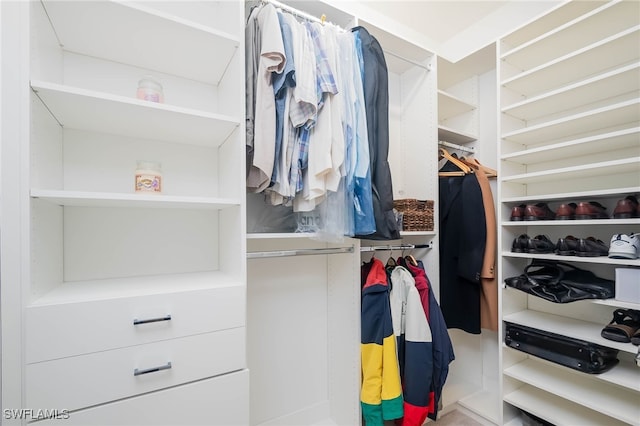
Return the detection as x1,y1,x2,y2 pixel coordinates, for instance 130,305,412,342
498,1,640,424
1,0,246,423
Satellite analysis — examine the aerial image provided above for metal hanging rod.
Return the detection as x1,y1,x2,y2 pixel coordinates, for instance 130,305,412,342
247,246,355,259
360,243,432,253
438,140,475,154
384,50,432,72
259,0,430,72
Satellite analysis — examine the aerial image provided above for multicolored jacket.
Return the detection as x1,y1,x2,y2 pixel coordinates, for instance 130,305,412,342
361,258,403,425
390,266,434,426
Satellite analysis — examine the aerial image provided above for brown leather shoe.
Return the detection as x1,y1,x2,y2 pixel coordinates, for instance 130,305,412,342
555,202,577,220
613,195,639,219
575,201,608,219
510,204,526,221
524,203,556,221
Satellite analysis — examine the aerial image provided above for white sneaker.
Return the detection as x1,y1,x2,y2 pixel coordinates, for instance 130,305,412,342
608,233,640,259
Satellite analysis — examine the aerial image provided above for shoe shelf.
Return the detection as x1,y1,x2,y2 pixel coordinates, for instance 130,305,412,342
502,219,640,227
501,98,639,146
500,157,640,185
499,2,640,425
501,27,639,98
504,310,638,355
500,1,638,75
501,127,639,163
502,62,640,123
504,355,640,423
503,385,629,426
502,252,640,268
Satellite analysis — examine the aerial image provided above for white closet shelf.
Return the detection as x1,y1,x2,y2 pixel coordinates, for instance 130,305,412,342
502,252,640,268
594,298,640,312
457,390,500,425
499,1,606,56
504,357,640,423
503,385,629,426
29,271,243,306
500,157,640,184
500,1,638,71
41,0,239,85
31,81,239,147
500,127,640,165
501,99,639,145
501,186,640,204
438,90,476,121
501,27,640,97
438,126,477,145
399,230,437,237
31,189,240,210
503,310,638,354
502,63,640,121
247,233,318,240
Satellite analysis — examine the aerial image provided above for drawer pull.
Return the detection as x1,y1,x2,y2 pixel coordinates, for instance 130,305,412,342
133,314,172,325
134,361,172,376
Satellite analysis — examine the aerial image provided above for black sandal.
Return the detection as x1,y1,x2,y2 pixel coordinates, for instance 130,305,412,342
601,309,640,343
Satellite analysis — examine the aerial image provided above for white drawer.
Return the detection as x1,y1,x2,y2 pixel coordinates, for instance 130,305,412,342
26,285,245,363
26,327,245,411
34,369,249,425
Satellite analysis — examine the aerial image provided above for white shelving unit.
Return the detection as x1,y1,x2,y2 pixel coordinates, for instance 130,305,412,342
498,1,640,424
1,1,247,423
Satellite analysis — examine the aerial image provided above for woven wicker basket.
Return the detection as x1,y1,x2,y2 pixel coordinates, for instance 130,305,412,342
393,199,434,231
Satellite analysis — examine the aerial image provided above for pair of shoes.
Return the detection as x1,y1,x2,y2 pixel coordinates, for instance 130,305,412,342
555,202,577,220
609,233,640,259
555,235,608,256
575,201,609,219
613,195,640,219
509,204,526,221
601,309,640,345
524,203,555,221
511,234,555,254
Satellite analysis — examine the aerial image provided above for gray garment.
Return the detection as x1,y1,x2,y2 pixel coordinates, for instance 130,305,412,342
245,6,261,179
353,26,399,240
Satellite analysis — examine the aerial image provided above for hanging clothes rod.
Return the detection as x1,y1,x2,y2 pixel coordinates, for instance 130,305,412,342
438,140,475,154
260,0,431,72
247,246,355,259
384,50,432,71
360,243,432,252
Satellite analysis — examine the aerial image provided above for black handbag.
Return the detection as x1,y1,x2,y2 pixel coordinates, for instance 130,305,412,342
505,322,619,374
504,260,614,303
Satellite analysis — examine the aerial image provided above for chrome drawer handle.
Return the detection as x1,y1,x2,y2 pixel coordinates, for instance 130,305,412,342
134,361,172,376
133,314,172,325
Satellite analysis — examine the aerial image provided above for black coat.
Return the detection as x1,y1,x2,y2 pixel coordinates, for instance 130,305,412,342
438,166,486,334
352,26,400,241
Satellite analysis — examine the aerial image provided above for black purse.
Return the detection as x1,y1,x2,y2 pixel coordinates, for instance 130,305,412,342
504,260,614,303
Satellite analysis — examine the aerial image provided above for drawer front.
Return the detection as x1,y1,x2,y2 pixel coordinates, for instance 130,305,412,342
26,327,245,411
27,284,245,363
34,369,249,425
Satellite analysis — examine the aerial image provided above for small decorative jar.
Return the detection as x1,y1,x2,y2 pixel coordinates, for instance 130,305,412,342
135,161,162,193
136,75,164,103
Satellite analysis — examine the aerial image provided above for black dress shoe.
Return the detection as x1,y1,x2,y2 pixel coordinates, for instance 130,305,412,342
511,234,530,253
556,235,579,256
576,237,609,257
526,235,556,254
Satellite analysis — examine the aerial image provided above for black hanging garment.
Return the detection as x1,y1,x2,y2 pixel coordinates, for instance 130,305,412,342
352,26,400,241
438,164,486,334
